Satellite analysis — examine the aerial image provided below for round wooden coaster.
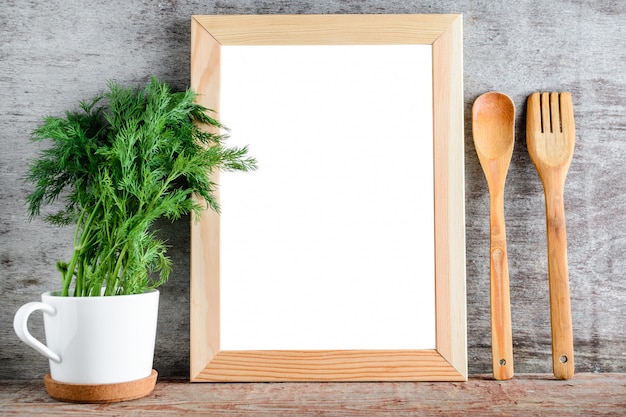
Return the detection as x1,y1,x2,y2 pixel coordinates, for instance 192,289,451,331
44,370,158,403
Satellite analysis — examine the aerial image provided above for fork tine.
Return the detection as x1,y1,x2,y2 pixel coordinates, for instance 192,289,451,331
527,92,542,134
559,92,575,136
550,92,560,133
541,92,550,133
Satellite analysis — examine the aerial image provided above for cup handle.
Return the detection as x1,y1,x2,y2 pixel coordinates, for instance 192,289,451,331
13,302,61,363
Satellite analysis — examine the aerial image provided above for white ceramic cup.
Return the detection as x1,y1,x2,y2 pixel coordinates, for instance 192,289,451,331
14,289,159,384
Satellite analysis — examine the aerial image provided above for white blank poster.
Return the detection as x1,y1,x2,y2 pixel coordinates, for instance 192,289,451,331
219,45,434,350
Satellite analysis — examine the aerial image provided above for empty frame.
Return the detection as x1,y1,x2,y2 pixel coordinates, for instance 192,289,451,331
190,14,466,381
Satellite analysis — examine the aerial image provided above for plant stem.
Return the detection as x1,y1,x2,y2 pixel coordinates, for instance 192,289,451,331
61,201,102,296
107,243,128,295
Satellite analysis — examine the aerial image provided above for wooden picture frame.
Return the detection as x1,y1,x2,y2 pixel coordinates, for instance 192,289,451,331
190,14,466,382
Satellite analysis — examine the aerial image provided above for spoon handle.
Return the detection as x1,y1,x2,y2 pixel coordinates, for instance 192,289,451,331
544,187,575,380
489,193,514,380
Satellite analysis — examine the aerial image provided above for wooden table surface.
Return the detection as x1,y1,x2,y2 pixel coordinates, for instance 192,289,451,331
2,374,625,416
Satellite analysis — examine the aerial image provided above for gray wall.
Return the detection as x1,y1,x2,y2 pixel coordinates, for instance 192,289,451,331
1,1,624,379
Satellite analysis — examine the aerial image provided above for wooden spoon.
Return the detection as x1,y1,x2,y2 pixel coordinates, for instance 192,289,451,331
472,92,515,380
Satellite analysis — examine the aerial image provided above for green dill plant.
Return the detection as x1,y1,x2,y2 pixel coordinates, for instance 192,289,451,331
25,77,256,297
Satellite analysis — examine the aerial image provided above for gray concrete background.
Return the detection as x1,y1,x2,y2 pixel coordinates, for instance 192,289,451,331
1,1,624,379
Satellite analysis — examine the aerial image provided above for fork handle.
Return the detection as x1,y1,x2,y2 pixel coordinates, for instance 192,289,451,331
544,188,575,380
489,192,514,380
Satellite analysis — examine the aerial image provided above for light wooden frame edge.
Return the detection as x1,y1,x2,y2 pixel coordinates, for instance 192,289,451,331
189,14,466,382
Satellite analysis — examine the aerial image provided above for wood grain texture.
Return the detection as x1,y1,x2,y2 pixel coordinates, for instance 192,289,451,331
190,14,466,382
189,16,222,382
195,350,464,382
1,0,625,381
431,13,466,373
462,0,626,376
1,374,625,416
193,14,460,45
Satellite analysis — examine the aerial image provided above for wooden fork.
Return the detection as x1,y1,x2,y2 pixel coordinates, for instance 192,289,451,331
526,92,576,380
